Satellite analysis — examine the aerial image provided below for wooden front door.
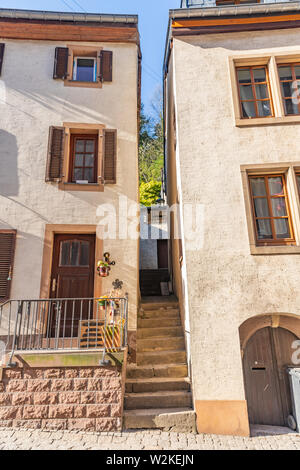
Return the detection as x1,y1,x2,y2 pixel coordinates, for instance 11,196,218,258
49,234,95,337
243,326,298,426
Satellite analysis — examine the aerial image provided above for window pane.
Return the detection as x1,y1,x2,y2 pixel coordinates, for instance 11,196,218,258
75,154,84,166
85,154,94,166
74,168,83,181
241,101,256,118
256,219,272,239
86,140,95,152
253,68,266,82
250,178,266,196
283,98,299,115
70,241,80,266
237,69,251,83
254,198,270,218
84,168,94,183
60,241,70,266
271,198,287,217
76,58,95,82
255,84,268,100
278,66,292,81
239,85,254,100
296,175,300,194
281,81,293,98
75,140,85,152
257,100,271,117
274,219,290,239
80,242,89,266
268,177,284,196
295,66,300,79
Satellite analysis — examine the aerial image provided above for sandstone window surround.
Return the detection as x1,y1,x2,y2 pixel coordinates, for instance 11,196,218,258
45,123,117,192
53,45,113,89
229,52,300,127
241,163,300,255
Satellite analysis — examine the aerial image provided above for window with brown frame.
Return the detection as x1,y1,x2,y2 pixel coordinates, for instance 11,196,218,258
278,63,300,116
236,66,273,119
69,134,98,184
0,230,16,301
249,175,295,245
217,0,260,5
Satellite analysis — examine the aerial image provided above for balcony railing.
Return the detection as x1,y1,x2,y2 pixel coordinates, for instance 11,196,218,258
0,297,128,366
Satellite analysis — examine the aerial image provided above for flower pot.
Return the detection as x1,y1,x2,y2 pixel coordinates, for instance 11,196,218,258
99,266,109,277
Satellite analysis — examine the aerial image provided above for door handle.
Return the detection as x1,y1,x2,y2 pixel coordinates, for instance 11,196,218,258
52,278,57,293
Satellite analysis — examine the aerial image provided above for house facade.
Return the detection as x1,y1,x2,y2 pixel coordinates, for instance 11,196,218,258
0,8,141,432
164,1,300,436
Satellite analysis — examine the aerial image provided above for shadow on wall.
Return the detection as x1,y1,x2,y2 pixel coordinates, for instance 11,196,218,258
0,130,19,197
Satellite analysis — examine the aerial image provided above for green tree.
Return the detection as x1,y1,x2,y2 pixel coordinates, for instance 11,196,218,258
140,181,162,207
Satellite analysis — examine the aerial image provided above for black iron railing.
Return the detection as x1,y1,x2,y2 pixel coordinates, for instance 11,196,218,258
0,297,128,365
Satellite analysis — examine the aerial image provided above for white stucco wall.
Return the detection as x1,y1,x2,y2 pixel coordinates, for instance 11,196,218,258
0,39,139,329
170,28,300,401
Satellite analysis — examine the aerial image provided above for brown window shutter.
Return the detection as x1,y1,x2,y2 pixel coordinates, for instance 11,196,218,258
100,51,113,82
103,129,117,184
45,126,65,182
0,43,5,76
0,230,16,301
53,47,69,79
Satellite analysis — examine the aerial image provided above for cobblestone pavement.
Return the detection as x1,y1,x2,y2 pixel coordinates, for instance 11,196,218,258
0,427,299,450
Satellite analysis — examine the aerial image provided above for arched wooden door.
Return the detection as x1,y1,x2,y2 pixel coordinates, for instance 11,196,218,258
243,326,298,426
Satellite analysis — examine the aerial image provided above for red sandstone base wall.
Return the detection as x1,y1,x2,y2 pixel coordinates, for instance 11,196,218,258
0,366,122,432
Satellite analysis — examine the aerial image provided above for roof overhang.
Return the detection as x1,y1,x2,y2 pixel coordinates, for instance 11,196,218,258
0,8,139,44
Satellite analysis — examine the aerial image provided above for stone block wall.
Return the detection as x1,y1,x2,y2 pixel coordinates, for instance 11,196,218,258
0,366,123,431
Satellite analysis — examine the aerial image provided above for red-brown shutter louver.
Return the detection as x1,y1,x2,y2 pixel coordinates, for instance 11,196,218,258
53,47,69,79
0,230,16,301
45,126,65,182
103,129,117,184
100,51,113,82
0,43,5,76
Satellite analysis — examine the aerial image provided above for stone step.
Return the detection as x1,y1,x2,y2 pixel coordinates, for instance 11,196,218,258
126,363,188,379
137,326,183,339
137,350,187,366
123,408,196,433
126,377,190,393
137,336,185,352
139,308,180,319
141,301,179,311
138,317,181,328
125,391,192,410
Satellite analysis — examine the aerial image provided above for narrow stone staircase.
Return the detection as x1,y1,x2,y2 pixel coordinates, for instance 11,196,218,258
123,298,196,433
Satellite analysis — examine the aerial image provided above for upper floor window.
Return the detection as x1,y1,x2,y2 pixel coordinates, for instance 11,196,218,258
73,57,97,83
249,174,295,246
70,134,98,184
278,64,300,116
217,0,260,4
236,66,273,119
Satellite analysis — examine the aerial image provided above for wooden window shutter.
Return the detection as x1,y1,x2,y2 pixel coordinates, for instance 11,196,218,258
45,126,65,182
53,47,69,79
0,230,16,301
100,51,113,82
0,43,5,76
103,129,117,183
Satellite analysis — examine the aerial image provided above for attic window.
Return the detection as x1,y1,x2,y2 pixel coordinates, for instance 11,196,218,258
73,57,97,82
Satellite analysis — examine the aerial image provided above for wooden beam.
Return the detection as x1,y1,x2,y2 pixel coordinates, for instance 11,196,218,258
0,21,138,43
172,13,300,28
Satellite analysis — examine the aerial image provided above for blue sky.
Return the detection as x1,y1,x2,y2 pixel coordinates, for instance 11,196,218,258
0,0,180,115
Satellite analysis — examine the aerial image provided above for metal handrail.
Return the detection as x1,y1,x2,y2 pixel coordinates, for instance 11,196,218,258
0,297,128,366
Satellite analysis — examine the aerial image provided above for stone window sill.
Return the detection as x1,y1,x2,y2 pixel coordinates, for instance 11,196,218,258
236,115,300,127
250,244,300,255
58,183,104,192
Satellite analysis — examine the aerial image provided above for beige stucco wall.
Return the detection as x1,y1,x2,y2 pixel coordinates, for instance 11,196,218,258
170,28,300,401
0,39,139,330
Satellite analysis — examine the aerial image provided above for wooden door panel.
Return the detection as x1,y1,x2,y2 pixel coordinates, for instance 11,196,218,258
49,234,95,338
243,327,283,425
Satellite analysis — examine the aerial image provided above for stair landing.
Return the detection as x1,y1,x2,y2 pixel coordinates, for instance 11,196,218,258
124,297,196,433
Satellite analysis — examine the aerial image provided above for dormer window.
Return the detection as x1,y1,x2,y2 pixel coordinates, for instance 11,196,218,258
73,57,97,83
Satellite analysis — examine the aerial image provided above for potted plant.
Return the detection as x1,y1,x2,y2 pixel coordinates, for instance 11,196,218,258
97,260,110,277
